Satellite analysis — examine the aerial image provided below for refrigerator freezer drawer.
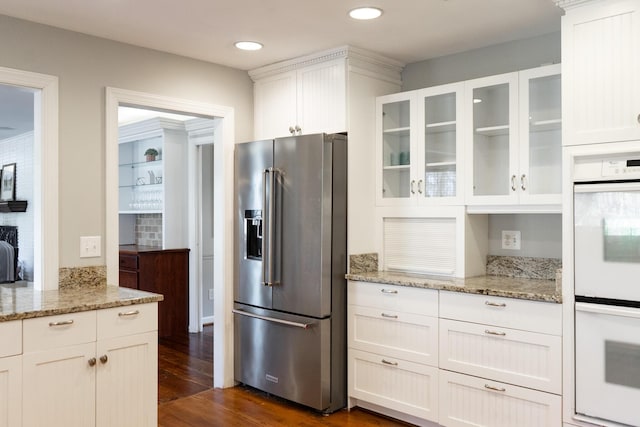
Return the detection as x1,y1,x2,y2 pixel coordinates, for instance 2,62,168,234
233,304,332,411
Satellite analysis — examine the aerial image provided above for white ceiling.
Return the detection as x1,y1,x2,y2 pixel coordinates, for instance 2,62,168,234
0,0,563,71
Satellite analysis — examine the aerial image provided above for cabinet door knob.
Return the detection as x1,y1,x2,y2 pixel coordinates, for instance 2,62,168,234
520,174,526,191
88,357,97,367
100,355,108,364
511,175,517,192
637,114,640,124
289,126,295,135
295,125,301,135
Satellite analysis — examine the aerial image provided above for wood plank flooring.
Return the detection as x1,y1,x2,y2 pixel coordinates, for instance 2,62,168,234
157,326,410,426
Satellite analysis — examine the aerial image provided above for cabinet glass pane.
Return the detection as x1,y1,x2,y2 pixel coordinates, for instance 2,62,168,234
382,100,411,199
472,83,510,196
119,135,164,212
424,92,456,198
527,74,561,196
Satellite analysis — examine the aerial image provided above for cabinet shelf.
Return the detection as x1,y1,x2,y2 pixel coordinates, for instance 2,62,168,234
530,119,561,132
119,183,163,189
119,159,162,168
426,161,457,168
383,164,411,170
475,125,509,136
383,126,411,135
425,121,456,134
119,209,162,214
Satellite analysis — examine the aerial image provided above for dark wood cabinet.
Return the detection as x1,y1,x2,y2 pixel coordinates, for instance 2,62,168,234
119,246,189,338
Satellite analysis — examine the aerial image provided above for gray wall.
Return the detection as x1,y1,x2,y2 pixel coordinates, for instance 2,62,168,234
402,32,561,91
0,14,254,269
488,214,562,259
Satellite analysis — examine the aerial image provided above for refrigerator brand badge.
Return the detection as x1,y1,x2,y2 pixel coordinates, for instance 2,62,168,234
266,374,279,384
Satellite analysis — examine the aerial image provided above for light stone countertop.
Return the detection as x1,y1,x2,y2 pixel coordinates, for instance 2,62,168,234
346,271,561,303
0,282,163,322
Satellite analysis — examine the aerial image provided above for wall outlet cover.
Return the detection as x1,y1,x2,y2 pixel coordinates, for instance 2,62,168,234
80,235,101,258
502,230,521,250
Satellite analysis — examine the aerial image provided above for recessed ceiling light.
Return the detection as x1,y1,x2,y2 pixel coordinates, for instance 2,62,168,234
349,7,383,20
235,41,263,51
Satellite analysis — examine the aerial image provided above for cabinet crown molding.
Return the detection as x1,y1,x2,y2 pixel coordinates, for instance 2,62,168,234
248,45,405,85
118,117,186,141
554,0,596,9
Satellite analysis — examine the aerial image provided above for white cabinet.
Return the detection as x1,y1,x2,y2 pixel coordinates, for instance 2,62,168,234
22,304,158,427
376,84,464,206
118,118,187,248
252,58,346,139
348,281,439,424
560,0,640,146
439,370,561,427
0,320,22,427
465,65,562,210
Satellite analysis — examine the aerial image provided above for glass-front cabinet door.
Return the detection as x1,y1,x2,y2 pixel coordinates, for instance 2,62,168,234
465,72,519,205
376,92,416,205
418,82,464,204
518,64,562,206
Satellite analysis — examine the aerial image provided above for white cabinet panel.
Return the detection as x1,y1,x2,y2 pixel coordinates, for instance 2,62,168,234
0,320,21,357
96,331,157,427
562,0,640,145
349,349,439,423
254,71,297,139
23,310,96,352
23,342,97,427
0,355,21,427
348,281,438,316
439,291,562,335
440,319,562,394
97,303,158,340
349,305,438,366
440,370,561,427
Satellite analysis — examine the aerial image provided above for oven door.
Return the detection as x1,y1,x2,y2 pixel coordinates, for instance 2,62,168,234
575,302,640,426
574,181,640,301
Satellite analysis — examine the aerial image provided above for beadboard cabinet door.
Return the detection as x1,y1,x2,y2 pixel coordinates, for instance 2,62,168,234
562,0,640,145
0,355,21,427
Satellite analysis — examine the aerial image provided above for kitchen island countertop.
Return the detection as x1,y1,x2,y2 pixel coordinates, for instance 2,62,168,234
346,271,561,303
0,282,163,322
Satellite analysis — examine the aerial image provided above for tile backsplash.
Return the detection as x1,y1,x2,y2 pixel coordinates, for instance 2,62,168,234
135,213,162,247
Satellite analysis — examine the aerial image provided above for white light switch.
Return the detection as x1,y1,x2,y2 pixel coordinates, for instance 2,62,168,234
80,236,101,258
502,230,521,250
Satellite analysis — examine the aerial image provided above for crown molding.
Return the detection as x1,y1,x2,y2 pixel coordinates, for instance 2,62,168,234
554,0,595,10
248,45,404,85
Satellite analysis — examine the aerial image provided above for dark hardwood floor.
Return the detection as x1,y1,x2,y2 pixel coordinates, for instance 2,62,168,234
157,326,410,426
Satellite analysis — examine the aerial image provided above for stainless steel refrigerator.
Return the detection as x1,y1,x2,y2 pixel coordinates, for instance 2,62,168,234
233,133,347,413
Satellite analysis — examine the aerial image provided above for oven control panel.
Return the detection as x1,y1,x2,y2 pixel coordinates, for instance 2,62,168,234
574,155,640,181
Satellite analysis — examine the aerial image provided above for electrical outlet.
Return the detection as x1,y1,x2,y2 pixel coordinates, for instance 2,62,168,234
208,289,214,300
501,230,521,250
80,236,101,258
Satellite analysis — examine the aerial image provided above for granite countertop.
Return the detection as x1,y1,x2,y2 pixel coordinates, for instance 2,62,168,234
346,271,561,303
0,282,164,322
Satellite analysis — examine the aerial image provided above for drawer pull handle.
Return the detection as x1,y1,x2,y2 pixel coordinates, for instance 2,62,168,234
49,319,74,327
381,359,398,366
118,310,140,317
88,357,96,367
484,384,506,392
485,301,506,307
485,329,506,336
381,313,398,319
380,289,398,294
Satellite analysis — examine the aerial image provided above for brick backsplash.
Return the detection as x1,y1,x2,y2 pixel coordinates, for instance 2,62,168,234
135,213,163,247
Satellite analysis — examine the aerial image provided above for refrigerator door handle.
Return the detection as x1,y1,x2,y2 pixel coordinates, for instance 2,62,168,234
262,167,278,287
233,308,311,329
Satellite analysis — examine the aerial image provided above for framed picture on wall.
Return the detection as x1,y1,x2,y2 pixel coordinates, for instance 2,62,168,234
0,163,16,201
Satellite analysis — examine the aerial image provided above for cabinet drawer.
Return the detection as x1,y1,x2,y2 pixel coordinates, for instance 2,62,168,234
439,370,561,427
23,310,96,352
439,319,561,394
0,320,22,357
439,291,561,335
119,254,138,270
119,270,138,289
349,305,438,366
97,303,158,339
349,349,439,423
348,281,438,316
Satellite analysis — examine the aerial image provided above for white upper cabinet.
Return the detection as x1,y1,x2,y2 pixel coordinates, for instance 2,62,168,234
465,65,562,211
561,0,640,145
376,83,464,206
252,58,346,139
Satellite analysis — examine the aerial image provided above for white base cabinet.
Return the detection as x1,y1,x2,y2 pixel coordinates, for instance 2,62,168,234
348,282,563,427
22,303,158,427
439,370,561,427
0,355,21,427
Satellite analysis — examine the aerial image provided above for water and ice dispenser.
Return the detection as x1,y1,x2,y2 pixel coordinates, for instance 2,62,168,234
245,210,262,260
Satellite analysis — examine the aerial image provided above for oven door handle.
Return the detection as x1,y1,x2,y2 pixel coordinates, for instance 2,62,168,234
575,181,640,193
576,302,640,319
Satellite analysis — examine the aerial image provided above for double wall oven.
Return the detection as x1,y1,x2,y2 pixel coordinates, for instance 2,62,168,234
573,155,640,427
